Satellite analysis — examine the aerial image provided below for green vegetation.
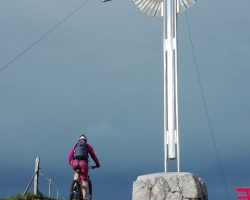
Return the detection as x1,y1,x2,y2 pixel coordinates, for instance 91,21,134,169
3,193,55,200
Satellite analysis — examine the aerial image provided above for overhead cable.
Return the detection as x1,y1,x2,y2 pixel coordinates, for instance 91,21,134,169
0,0,89,73
184,11,231,200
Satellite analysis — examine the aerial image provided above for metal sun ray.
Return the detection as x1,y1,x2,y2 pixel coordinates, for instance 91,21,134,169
133,0,197,17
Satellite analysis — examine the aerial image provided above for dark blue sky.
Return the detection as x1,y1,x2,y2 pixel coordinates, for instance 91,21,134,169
0,0,250,199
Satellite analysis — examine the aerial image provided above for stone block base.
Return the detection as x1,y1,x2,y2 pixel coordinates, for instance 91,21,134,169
132,172,208,200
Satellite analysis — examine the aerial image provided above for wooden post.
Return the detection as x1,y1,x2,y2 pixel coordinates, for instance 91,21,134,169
48,178,52,197
34,157,40,195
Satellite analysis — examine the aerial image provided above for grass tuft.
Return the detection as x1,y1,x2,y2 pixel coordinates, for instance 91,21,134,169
4,193,55,200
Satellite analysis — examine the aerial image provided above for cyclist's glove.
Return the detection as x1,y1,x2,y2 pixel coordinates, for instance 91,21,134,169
96,164,100,168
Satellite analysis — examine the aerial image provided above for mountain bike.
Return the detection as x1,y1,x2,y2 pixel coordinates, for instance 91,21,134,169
70,166,96,200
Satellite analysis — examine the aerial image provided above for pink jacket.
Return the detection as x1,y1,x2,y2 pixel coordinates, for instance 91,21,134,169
68,143,100,166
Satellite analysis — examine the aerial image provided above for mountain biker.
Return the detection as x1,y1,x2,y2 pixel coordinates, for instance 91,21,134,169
68,134,100,200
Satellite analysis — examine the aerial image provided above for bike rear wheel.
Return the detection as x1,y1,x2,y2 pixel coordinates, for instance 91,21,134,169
70,180,82,200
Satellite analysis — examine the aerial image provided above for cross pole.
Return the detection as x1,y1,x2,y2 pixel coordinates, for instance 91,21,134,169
163,0,180,172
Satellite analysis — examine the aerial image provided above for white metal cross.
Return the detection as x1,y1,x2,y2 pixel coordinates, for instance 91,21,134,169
133,0,197,172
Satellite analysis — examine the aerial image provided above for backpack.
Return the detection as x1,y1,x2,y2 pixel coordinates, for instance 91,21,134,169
73,140,88,160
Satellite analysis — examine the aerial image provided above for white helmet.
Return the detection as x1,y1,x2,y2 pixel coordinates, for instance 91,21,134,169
79,134,87,142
